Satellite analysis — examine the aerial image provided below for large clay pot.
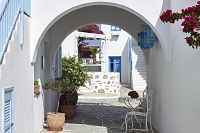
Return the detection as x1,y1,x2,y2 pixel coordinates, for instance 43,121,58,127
59,91,78,111
47,112,65,131
61,105,76,119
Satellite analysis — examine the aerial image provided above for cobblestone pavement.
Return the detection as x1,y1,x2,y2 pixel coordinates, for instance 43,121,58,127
41,87,159,133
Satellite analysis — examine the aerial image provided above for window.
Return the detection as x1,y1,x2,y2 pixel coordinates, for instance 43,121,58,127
111,26,121,31
4,87,14,133
41,56,45,70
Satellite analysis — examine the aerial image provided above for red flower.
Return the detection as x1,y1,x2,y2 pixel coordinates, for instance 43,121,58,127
181,16,197,33
78,24,104,34
160,1,200,48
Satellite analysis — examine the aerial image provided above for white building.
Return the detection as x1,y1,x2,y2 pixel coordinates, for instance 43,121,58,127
62,24,147,90
0,0,200,133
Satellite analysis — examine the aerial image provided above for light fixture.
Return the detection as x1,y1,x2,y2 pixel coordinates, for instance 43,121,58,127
138,25,158,49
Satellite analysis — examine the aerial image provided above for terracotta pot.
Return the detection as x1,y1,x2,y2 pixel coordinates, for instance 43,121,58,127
47,112,65,131
59,91,78,109
34,85,40,94
61,105,76,119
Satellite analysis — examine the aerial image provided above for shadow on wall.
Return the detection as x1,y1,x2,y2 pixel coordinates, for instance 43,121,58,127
34,42,58,118
121,39,130,85
110,35,119,42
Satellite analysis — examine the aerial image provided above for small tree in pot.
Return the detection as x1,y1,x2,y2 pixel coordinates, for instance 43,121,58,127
60,56,89,119
42,77,69,131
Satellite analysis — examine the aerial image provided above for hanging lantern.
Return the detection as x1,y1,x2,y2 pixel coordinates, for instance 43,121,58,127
138,25,158,49
145,25,158,42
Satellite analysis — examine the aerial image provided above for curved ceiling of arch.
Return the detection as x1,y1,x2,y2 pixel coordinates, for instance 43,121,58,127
33,4,166,63
50,5,146,45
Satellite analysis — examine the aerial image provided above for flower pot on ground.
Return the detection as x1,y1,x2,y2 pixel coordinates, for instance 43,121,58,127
59,90,78,119
61,105,76,119
47,112,65,131
59,56,89,119
34,80,40,95
42,77,68,131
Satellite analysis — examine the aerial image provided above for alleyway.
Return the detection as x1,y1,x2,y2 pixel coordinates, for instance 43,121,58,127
41,87,159,133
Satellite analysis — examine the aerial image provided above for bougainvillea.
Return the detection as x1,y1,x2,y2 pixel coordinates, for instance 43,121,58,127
78,24,104,34
160,1,200,48
77,24,104,44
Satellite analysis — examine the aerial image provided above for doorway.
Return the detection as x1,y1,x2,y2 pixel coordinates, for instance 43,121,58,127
109,56,121,81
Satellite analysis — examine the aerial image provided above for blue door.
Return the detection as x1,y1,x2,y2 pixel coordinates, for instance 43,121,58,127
4,87,14,133
109,56,121,81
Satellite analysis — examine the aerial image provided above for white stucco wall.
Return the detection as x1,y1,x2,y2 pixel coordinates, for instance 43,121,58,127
0,16,34,133
102,24,130,83
62,24,131,83
62,32,76,57
149,0,200,132
30,0,200,133
33,30,58,132
31,0,169,64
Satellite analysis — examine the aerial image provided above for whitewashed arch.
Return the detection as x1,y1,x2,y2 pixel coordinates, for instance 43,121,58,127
31,1,169,64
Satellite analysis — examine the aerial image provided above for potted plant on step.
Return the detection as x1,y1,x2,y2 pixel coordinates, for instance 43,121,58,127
34,80,40,95
42,77,69,131
59,56,89,119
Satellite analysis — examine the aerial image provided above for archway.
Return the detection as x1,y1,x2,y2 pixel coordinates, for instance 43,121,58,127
32,3,167,65
32,2,166,131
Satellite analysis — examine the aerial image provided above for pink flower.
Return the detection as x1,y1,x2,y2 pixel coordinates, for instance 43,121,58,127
160,10,173,23
188,6,197,12
160,1,200,48
181,16,197,32
78,24,104,34
185,37,194,44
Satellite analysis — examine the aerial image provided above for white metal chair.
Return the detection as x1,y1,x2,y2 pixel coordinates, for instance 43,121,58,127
136,87,148,111
124,89,153,133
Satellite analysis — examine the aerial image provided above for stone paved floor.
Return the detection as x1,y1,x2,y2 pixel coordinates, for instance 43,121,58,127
41,87,159,133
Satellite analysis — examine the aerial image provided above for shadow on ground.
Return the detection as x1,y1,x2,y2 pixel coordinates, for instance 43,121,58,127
66,100,159,133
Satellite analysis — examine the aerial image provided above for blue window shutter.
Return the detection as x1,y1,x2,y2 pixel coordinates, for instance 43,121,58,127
110,26,121,31
4,87,14,133
24,0,31,17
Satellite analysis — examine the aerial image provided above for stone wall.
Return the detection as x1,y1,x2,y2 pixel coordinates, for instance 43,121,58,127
85,72,120,95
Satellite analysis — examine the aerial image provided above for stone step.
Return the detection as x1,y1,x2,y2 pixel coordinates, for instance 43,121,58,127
132,71,146,75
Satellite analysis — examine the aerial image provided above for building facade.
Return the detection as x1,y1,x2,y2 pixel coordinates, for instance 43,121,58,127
0,0,200,133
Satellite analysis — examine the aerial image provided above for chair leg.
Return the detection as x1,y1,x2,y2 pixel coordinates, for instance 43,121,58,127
131,116,133,130
134,115,142,129
145,116,148,133
149,115,153,133
125,114,128,133
121,122,125,130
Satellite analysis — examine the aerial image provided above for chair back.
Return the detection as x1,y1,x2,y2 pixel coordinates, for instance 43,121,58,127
146,89,153,114
143,87,148,98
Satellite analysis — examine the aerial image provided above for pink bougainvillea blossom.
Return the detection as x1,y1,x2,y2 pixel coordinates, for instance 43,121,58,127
160,1,200,48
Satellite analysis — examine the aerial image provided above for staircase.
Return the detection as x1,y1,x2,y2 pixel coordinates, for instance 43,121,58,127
0,0,24,81
131,46,147,91
0,19,20,80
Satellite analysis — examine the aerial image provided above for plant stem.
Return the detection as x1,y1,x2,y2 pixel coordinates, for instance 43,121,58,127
56,94,61,114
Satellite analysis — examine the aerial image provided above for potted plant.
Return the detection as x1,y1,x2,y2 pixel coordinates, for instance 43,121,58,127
89,47,101,64
42,77,68,131
34,80,40,95
59,56,89,119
